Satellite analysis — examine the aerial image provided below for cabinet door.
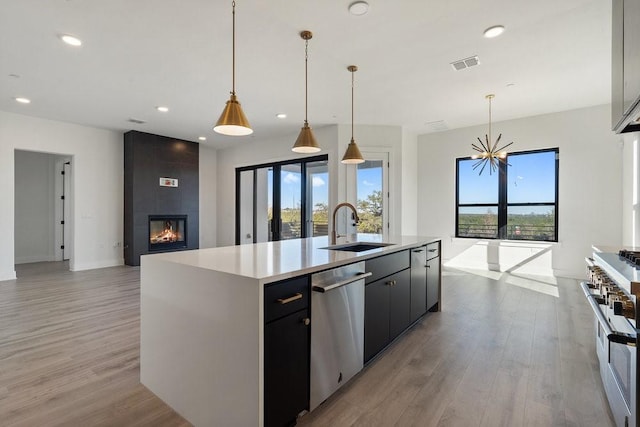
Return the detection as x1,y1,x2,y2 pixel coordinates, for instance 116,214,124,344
364,280,390,363
410,248,427,323
264,309,310,427
389,268,411,340
427,257,440,312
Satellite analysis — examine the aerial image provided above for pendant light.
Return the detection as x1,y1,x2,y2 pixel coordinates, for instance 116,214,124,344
214,1,252,136
292,30,321,153
341,65,365,164
470,94,513,175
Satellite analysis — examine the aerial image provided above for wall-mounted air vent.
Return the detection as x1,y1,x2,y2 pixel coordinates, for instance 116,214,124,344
450,55,480,71
425,120,449,132
128,118,146,124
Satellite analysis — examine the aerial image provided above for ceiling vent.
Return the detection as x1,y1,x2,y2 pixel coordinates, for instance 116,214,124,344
425,120,449,132
450,55,480,71
127,118,146,124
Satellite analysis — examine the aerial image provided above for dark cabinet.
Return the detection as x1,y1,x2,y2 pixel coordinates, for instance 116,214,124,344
264,277,310,427
364,277,390,362
364,251,411,363
388,269,411,339
426,242,441,312
410,247,427,323
426,255,440,312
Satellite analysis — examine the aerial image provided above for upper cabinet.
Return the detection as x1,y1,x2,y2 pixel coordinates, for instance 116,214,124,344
612,0,640,133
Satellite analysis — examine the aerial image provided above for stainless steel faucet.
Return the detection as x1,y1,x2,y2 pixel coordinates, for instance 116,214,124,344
331,202,360,245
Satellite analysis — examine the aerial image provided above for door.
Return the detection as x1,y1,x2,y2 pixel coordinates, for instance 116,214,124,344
236,156,328,244
354,152,388,237
305,160,329,237
264,308,310,427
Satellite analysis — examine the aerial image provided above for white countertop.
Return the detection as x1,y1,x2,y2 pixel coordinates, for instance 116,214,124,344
142,234,440,284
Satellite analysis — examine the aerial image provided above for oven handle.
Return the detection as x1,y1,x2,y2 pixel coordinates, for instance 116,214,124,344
580,282,637,347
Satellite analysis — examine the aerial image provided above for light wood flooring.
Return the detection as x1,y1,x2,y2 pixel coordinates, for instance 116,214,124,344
0,262,614,426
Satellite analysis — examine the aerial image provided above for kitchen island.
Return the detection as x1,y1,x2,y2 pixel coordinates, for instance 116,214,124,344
140,234,441,427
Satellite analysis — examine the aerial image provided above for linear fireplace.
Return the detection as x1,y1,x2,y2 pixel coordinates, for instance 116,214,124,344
149,215,187,252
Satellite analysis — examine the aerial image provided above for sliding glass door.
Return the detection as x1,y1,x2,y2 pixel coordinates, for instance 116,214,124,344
236,155,328,244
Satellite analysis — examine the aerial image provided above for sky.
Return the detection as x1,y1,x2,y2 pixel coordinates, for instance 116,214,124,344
273,163,383,210
458,150,556,214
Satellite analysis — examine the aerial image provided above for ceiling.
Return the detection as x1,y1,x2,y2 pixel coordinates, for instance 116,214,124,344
0,0,611,150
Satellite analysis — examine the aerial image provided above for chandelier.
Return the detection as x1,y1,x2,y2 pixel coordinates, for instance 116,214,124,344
471,94,513,175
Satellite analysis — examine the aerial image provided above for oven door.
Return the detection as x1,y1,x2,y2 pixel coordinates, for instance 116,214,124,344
581,282,637,427
607,339,636,427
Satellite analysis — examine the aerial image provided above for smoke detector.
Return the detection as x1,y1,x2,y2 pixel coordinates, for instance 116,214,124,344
450,55,480,71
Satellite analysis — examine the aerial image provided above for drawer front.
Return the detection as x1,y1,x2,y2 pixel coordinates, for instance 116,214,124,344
365,250,410,284
265,276,309,323
426,242,440,260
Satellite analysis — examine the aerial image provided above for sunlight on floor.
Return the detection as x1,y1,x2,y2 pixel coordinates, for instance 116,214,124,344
445,266,560,298
505,274,559,298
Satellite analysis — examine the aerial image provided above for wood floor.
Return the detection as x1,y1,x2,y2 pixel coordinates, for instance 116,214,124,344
0,263,614,426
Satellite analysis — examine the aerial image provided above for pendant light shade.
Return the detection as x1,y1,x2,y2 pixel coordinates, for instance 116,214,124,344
214,1,252,136
342,139,365,164
341,65,365,164
292,30,321,153
293,122,320,153
214,94,252,136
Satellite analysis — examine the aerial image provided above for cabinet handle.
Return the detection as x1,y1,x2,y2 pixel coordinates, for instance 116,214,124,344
277,293,303,304
428,249,437,252
386,280,396,286
426,265,430,268
302,317,310,326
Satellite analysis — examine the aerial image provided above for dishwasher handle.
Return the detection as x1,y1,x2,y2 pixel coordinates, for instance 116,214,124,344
312,272,372,293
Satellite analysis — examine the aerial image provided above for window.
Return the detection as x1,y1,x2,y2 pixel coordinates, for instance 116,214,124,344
236,155,328,244
456,148,558,241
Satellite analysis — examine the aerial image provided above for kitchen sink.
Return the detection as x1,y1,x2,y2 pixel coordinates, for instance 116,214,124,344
321,242,395,252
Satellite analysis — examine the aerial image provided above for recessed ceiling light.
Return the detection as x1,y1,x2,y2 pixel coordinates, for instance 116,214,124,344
276,113,287,119
483,25,505,38
156,106,169,112
198,136,207,141
15,97,31,104
60,34,82,46
349,1,369,15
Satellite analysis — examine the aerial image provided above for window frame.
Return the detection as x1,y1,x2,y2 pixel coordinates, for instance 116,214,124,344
235,155,328,244
455,147,559,242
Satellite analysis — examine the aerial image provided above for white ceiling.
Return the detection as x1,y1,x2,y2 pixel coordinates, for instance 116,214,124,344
0,0,611,149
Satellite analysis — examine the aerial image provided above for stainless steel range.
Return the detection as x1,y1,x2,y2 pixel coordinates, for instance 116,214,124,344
583,250,640,427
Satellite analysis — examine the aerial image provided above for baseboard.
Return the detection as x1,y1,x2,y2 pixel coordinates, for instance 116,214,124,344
0,270,17,282
15,255,56,264
70,258,124,271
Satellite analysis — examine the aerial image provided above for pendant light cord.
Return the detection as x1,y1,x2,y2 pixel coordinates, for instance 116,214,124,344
488,95,492,143
351,69,355,141
231,1,236,95
304,39,309,125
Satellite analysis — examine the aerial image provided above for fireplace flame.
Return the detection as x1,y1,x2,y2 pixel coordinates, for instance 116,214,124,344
150,221,180,244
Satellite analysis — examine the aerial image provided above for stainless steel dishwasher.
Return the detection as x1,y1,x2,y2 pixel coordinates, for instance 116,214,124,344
310,262,371,410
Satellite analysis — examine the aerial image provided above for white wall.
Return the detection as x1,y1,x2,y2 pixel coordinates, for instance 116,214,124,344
0,111,124,280
216,124,408,247
417,104,622,278
622,131,640,246
199,144,217,248
401,130,418,235
14,150,57,264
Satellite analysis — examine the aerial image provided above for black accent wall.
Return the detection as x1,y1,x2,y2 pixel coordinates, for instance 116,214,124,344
124,131,199,266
